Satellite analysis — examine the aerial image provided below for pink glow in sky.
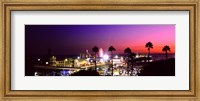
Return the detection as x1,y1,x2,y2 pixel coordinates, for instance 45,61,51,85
97,25,175,54
26,25,175,55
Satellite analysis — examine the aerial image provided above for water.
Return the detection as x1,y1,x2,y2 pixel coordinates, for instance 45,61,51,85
151,54,175,61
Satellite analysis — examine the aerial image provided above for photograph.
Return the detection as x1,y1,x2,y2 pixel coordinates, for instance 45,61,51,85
1,0,198,99
25,25,175,76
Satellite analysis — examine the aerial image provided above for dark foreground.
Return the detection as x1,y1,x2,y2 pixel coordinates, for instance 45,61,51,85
71,58,175,76
138,58,175,76
25,58,175,76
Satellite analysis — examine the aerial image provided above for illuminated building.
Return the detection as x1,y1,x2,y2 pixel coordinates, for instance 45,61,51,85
113,58,123,65
85,50,91,58
74,59,89,67
49,56,73,67
49,56,56,66
135,53,153,62
80,49,91,58
49,56,90,67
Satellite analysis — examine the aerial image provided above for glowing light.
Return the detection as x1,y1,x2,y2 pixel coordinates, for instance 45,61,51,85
113,70,120,76
34,72,38,76
99,48,104,57
115,55,118,58
62,70,68,75
100,59,104,63
38,59,40,61
103,54,109,60
46,62,48,64
64,59,68,61
77,56,80,59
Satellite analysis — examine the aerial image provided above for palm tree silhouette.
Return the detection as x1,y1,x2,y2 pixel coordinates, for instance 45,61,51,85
124,48,132,74
92,46,99,71
145,42,153,62
124,48,132,54
108,46,116,76
129,52,136,75
162,45,171,60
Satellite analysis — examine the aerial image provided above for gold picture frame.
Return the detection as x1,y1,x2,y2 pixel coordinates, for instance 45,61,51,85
0,0,199,101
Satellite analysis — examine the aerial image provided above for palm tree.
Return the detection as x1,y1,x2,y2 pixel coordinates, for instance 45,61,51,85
162,45,171,60
129,52,136,75
145,42,153,62
108,46,116,76
124,48,132,74
92,46,99,71
124,48,132,54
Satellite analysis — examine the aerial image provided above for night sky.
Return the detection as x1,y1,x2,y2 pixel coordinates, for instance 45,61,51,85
25,25,175,56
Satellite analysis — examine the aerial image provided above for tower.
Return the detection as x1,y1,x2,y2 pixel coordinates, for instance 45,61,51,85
99,48,104,57
85,49,91,58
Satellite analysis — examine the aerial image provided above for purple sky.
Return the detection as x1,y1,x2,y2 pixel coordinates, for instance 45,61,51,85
25,25,175,56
